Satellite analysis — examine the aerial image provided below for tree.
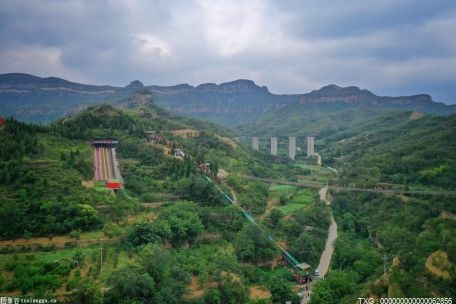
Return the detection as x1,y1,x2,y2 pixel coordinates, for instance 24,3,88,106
310,270,358,304
279,194,288,206
267,274,299,304
310,283,336,304
73,204,101,231
341,212,356,233
217,279,249,304
125,220,172,247
139,244,190,303
289,231,318,267
0,200,25,239
234,223,278,265
175,176,223,206
158,201,204,246
215,205,245,239
69,278,103,304
105,265,155,304
268,209,284,228
204,289,221,304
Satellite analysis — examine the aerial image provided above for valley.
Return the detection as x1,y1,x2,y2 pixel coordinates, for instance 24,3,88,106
0,79,455,303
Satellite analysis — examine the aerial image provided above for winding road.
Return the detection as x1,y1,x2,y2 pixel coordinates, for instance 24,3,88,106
301,186,338,303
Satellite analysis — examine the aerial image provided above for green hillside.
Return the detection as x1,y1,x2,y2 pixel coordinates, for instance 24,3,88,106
235,102,387,139
326,113,456,189
1,93,455,303
310,113,456,303
0,101,329,303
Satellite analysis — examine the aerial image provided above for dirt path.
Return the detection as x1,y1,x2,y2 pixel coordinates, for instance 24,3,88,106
0,235,118,250
319,186,328,203
314,153,322,166
229,187,238,204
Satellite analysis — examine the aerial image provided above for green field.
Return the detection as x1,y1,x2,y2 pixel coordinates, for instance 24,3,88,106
269,184,297,192
273,188,317,215
289,188,319,204
276,203,307,215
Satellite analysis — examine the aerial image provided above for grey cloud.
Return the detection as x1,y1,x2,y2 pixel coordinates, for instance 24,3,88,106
0,0,455,103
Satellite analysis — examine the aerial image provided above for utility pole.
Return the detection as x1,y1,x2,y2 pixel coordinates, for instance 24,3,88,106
340,148,343,170
383,254,387,277
100,244,103,273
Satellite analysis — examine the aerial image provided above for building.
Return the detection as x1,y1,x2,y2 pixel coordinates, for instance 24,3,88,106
174,148,186,158
307,136,315,157
171,128,199,138
289,137,296,160
271,137,278,156
252,137,259,151
92,140,123,190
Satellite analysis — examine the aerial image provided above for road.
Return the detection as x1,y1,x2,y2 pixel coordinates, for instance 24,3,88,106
317,216,337,279
314,153,322,166
301,186,338,303
317,185,338,278
243,175,456,196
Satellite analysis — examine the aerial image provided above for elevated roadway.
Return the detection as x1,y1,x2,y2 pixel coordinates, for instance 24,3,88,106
243,175,456,196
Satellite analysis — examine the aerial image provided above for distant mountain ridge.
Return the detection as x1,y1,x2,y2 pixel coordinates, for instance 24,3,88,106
299,84,449,114
234,84,456,140
0,73,455,124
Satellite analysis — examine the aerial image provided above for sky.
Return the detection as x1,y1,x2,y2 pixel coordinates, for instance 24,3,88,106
1,0,456,104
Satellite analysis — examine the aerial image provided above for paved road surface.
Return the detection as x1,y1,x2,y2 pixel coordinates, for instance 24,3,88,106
317,216,337,279
301,186,338,303
317,185,337,278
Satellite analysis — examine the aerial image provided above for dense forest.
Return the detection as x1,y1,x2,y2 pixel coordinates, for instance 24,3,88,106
310,113,456,303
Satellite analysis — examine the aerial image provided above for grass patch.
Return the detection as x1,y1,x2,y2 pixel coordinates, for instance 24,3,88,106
276,204,307,215
289,188,318,204
79,230,105,241
270,185,297,192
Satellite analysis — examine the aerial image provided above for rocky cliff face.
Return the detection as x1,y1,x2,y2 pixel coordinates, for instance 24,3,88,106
145,79,290,125
116,93,153,108
296,84,453,115
0,74,144,122
0,73,454,124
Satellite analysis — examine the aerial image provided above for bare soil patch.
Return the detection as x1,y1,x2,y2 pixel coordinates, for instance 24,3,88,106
249,285,271,299
425,250,452,279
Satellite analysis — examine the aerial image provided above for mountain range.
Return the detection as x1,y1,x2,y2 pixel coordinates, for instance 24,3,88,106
1,73,455,127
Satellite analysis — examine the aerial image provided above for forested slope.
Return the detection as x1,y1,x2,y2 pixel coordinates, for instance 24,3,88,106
331,113,456,189
0,101,329,303
310,113,456,303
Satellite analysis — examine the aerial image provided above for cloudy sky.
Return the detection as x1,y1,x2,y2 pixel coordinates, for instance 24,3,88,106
1,0,455,103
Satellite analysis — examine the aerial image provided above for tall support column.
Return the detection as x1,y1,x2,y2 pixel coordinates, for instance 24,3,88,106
307,136,315,157
271,137,277,156
252,137,259,151
289,136,296,160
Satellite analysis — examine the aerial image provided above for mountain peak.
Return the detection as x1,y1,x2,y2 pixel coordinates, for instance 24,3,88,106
126,80,144,88
219,79,269,93
193,79,269,94
309,84,374,97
